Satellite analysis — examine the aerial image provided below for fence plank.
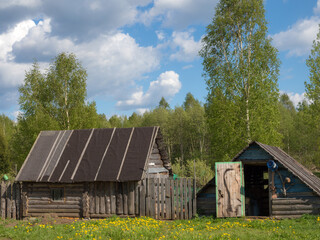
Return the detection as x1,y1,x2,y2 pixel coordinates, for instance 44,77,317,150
1,182,6,218
82,183,89,218
160,178,164,219
116,182,123,215
100,182,106,214
135,182,139,216
89,183,94,215
11,183,16,219
6,183,11,218
156,178,160,220
180,179,183,219
170,180,174,220
106,182,111,215
123,182,128,216
95,183,99,214
16,183,21,220
184,178,188,219
188,179,192,219
110,182,116,214
150,178,155,218
192,178,197,217
128,182,135,215
165,178,171,220
140,179,146,216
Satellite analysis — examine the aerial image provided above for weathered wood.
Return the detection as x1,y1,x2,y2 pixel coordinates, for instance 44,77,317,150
135,182,139,216
16,183,21,219
188,178,192,219
82,183,89,218
272,198,320,205
6,183,11,218
95,183,99,214
180,179,183,219
100,182,106,214
28,212,80,217
156,178,160,219
116,182,123,215
161,178,165,219
170,180,175,220
110,182,116,214
29,204,81,209
1,182,7,218
193,179,197,218
272,209,319,215
89,183,94,214
216,162,243,217
11,183,16,219
165,178,171,219
105,182,111,215
175,180,179,219
145,178,150,217
123,182,128,216
184,178,188,219
150,178,155,218
140,179,146,216
285,192,317,197
128,182,135,215
21,183,28,218
272,204,317,211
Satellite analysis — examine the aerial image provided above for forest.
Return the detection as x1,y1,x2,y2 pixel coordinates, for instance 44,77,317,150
1,0,320,188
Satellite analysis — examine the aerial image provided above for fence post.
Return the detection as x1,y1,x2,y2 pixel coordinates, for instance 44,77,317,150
192,178,197,217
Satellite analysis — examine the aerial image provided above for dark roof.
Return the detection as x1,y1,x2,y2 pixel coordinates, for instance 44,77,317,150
233,141,320,196
197,141,320,197
16,127,162,183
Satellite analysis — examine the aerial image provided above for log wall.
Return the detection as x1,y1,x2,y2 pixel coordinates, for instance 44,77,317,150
196,179,216,216
24,183,84,218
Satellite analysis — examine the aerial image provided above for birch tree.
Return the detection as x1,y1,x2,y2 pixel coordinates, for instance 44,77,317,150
200,0,281,160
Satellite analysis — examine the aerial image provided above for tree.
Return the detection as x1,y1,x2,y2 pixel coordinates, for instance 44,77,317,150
158,97,170,109
13,52,100,168
200,0,281,161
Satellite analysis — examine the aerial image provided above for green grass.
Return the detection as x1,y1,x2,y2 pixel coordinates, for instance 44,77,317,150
0,215,319,240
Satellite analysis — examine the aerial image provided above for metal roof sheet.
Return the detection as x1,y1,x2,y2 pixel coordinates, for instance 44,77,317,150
16,127,160,183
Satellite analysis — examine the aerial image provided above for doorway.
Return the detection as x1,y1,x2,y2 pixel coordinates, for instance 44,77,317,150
244,164,269,216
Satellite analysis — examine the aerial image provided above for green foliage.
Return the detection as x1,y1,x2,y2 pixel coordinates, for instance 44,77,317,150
0,215,319,239
172,158,213,188
12,52,101,168
200,0,281,162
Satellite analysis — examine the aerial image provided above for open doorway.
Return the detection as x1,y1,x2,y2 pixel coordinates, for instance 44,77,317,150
244,164,269,216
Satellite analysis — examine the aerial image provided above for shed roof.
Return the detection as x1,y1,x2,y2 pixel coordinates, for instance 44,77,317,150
197,141,320,196
233,141,320,196
16,127,163,183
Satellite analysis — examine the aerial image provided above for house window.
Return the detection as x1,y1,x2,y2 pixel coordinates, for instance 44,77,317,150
51,188,64,201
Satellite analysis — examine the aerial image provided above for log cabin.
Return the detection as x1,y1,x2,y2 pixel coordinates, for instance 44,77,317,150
197,141,320,218
15,127,172,218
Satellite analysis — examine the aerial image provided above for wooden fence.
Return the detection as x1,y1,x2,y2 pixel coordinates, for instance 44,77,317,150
139,178,196,219
1,178,196,220
0,181,20,219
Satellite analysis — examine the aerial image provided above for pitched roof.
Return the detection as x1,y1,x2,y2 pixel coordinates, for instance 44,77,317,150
233,141,320,196
16,127,162,183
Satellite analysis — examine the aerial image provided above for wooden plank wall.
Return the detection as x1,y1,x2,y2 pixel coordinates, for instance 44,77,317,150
0,181,20,219
88,178,196,220
25,183,83,218
272,197,320,218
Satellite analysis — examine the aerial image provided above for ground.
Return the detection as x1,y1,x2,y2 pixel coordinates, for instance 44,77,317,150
0,215,319,239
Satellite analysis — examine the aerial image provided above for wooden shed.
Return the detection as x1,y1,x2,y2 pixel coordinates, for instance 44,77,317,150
15,127,177,218
197,141,320,218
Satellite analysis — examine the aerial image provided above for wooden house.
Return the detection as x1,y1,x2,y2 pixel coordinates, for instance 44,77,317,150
197,141,320,218
15,127,173,218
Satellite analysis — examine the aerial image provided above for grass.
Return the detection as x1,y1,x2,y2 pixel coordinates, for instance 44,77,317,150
0,215,319,240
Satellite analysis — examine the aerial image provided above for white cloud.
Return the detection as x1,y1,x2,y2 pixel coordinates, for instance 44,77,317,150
281,91,307,107
139,0,218,29
0,20,35,61
170,31,201,61
0,0,41,9
272,17,320,56
116,71,181,110
156,30,165,40
314,0,320,15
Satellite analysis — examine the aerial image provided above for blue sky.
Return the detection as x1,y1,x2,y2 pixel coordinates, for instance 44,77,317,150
0,0,319,120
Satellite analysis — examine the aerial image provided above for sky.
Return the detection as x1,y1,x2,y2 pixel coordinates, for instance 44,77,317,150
0,0,319,120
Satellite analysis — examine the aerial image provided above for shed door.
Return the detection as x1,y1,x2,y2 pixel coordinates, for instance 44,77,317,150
215,162,245,217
